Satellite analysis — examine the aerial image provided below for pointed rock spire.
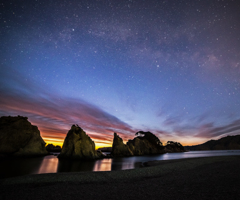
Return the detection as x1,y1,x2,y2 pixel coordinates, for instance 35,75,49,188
111,132,133,157
58,124,104,160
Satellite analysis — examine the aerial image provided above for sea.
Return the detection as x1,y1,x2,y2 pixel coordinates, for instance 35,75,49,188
1,150,240,179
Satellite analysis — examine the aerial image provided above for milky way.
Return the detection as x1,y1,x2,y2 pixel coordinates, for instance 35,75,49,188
1,0,240,147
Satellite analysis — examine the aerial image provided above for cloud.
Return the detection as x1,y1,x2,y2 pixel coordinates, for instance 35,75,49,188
152,129,172,139
155,106,240,142
195,119,240,139
163,115,183,127
163,115,240,140
0,92,137,142
0,66,137,145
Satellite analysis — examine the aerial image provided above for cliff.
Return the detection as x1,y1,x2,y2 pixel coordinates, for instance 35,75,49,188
0,116,47,156
58,125,105,160
185,135,240,151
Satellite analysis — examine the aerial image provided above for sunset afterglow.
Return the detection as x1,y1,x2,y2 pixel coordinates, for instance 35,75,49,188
1,1,240,148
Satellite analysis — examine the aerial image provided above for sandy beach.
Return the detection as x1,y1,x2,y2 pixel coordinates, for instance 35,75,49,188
1,155,240,200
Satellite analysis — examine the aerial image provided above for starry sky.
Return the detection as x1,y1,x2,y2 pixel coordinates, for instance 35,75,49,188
1,0,240,148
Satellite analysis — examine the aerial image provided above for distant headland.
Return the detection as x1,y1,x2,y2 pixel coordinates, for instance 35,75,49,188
184,135,240,151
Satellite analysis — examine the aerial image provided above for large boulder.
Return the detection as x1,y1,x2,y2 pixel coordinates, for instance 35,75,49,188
127,131,165,156
58,125,104,160
111,132,133,157
0,116,48,156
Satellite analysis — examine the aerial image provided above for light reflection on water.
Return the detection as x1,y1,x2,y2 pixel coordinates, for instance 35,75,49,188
38,155,59,174
93,159,112,171
1,150,240,178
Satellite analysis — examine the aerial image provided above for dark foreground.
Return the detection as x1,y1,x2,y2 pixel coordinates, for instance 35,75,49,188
1,156,240,200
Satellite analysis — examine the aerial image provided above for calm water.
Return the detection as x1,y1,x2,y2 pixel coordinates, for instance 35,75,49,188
1,150,240,179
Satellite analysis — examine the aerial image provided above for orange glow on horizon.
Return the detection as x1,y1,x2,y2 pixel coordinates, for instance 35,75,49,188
1,95,207,149
43,136,204,150
43,137,64,147
42,136,113,149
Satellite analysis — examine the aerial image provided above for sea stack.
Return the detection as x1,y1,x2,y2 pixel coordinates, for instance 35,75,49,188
58,125,104,160
127,131,165,156
164,141,186,153
111,131,166,157
111,132,133,157
0,116,48,157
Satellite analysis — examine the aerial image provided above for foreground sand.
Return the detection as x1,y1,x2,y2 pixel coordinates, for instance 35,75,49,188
1,156,240,200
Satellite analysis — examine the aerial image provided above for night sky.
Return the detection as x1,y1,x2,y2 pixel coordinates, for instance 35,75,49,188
1,0,240,148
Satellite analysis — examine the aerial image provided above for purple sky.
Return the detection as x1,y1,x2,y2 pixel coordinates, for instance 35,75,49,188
1,0,240,147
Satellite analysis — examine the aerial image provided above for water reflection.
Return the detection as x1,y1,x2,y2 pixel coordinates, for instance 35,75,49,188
0,156,44,179
161,150,240,160
1,150,240,179
38,155,58,174
57,159,95,172
111,157,125,171
111,157,143,170
93,159,112,171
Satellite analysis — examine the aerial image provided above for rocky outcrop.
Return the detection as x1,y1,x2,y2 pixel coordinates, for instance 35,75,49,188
97,147,112,152
111,131,165,157
185,135,240,151
165,141,186,152
58,125,105,160
0,116,48,156
127,131,165,156
112,133,133,157
46,144,62,152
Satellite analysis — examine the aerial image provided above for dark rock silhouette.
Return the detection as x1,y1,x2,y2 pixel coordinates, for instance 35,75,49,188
127,131,165,156
112,133,133,157
46,144,62,152
165,141,185,152
0,116,48,156
111,131,165,157
97,147,112,152
58,125,105,160
185,135,240,151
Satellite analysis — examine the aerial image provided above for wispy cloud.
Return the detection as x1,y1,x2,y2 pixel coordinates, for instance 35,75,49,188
0,92,137,143
0,66,137,145
195,119,240,139
155,107,240,144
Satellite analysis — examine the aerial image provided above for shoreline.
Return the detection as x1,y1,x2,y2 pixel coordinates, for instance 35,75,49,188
1,156,240,199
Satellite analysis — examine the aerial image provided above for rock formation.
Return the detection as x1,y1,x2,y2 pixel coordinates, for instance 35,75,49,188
165,141,185,152
127,131,165,156
58,125,104,160
111,133,133,157
185,135,240,151
46,144,62,152
97,147,112,152
111,131,165,157
0,116,48,156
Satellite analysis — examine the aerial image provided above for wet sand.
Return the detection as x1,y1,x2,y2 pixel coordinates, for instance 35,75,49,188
1,156,240,200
